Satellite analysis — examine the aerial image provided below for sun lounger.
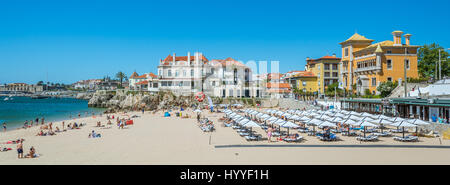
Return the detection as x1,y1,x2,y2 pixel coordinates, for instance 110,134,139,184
298,128,309,133
245,135,262,141
342,131,357,136
283,136,303,142
356,135,378,142
373,132,392,137
394,135,418,142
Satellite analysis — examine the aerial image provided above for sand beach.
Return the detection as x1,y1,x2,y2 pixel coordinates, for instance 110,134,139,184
1,109,450,165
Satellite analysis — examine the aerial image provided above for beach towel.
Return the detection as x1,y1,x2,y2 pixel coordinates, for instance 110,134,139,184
126,120,133,125
164,112,171,117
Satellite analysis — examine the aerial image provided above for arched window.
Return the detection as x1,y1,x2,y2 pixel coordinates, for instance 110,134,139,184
233,69,238,85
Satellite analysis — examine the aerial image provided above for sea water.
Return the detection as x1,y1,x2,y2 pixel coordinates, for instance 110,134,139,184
0,96,105,130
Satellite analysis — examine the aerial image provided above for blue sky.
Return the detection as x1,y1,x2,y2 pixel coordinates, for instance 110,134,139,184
0,0,449,84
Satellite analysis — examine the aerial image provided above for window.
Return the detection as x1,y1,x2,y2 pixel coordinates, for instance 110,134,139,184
237,90,240,97
211,68,215,75
372,77,376,86
233,69,238,85
405,59,410,69
183,70,186,77
332,64,338,70
153,83,158,88
178,82,183,87
158,70,161,76
332,72,338,77
324,64,330,70
212,81,216,86
302,81,307,86
387,77,392,82
324,72,330,77
318,81,321,86
168,70,172,77
387,50,392,54
175,70,179,77
190,69,194,77
318,65,321,70
387,59,392,69
229,89,233,97
345,48,349,57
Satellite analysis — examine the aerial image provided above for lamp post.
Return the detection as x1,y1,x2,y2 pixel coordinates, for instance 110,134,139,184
439,48,450,80
404,47,408,98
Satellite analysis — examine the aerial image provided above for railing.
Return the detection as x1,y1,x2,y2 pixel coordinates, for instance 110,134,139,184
354,66,381,73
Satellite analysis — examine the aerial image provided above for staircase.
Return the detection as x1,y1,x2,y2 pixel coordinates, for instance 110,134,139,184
388,83,428,98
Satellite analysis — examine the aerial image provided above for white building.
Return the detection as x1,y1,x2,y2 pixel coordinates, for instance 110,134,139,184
129,72,159,92
156,52,261,97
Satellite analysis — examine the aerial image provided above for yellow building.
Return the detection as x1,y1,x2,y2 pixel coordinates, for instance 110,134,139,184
291,71,318,93
305,55,341,96
340,31,419,95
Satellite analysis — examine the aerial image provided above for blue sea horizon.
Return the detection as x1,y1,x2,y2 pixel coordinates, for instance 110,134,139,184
0,96,105,130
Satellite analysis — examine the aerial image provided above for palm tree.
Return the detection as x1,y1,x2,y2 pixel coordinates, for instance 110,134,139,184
116,71,127,88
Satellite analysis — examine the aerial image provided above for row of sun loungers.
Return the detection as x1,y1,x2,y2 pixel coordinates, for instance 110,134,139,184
356,135,379,142
393,136,419,142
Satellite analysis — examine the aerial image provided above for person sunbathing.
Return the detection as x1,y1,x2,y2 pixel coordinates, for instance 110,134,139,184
25,147,36,158
36,130,44,136
55,127,60,132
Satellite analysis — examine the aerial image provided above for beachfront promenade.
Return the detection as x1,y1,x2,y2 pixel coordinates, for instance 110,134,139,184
1,108,450,165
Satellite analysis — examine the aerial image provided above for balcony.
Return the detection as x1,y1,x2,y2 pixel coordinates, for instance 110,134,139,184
354,66,381,73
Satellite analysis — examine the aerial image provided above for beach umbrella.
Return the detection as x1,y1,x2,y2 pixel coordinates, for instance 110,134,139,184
331,117,345,123
308,112,320,117
378,114,391,120
250,111,259,115
273,119,287,126
295,110,303,115
319,115,332,120
289,115,301,121
347,115,362,121
334,113,346,118
390,121,417,138
287,110,295,114
238,118,250,125
370,118,392,133
360,121,377,138
340,110,349,114
260,114,270,119
194,109,202,113
282,112,292,117
255,112,264,118
267,116,278,122
228,113,237,118
408,119,430,125
319,121,336,128
350,111,360,115
281,121,299,135
361,117,375,122
242,121,260,137
307,118,322,133
265,109,272,113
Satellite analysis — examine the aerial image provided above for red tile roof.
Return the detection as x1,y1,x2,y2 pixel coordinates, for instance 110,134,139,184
292,71,316,77
162,54,209,65
209,57,246,67
130,72,158,79
266,83,291,89
135,80,149,85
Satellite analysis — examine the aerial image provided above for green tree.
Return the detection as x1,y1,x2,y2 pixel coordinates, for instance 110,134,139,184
325,82,343,97
115,71,127,88
377,81,398,98
418,43,450,79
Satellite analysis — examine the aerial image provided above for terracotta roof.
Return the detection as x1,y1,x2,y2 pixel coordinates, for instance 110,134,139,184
209,57,246,67
292,71,317,78
148,72,157,78
340,33,374,45
162,54,209,65
307,55,341,62
267,73,283,80
266,83,291,89
130,72,139,79
266,89,291,93
136,80,149,85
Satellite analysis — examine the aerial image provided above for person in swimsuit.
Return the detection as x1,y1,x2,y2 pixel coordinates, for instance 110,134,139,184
3,123,6,132
17,141,23,158
267,128,272,143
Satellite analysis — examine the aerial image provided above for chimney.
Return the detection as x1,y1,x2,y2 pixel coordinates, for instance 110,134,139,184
195,52,199,65
392,31,403,46
404,34,412,46
332,53,336,57
187,52,191,65
172,53,176,66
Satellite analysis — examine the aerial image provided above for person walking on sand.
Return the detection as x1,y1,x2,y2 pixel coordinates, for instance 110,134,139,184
62,121,65,130
3,123,6,132
41,117,45,125
267,127,273,143
17,140,23,159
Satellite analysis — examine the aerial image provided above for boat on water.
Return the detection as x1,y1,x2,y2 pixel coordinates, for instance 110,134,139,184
3,97,9,101
31,95,50,99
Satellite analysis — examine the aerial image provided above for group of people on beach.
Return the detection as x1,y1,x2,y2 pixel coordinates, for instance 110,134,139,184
15,139,37,159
